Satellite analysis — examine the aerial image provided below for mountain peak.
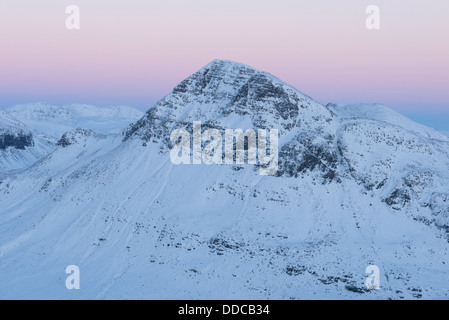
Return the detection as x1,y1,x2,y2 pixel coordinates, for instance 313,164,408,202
174,59,309,100
205,58,254,68
201,59,258,76
172,59,259,96
125,59,334,144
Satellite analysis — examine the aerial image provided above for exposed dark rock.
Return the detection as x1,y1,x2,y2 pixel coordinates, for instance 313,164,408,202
345,284,368,294
385,189,411,209
0,132,34,150
57,128,105,147
277,136,339,183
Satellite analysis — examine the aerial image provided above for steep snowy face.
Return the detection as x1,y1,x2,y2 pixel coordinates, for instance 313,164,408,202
334,106,449,234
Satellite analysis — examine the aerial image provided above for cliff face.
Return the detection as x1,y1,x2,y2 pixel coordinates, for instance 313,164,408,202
0,132,34,150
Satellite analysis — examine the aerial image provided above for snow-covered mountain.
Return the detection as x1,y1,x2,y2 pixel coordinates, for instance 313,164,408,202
0,109,53,173
3,103,143,138
0,60,448,299
0,104,143,174
0,109,34,149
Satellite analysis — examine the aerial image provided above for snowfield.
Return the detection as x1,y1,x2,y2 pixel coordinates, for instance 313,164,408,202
0,60,448,299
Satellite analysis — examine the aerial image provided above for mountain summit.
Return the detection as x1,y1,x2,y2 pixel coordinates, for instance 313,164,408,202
125,59,333,141
124,59,339,180
1,60,449,299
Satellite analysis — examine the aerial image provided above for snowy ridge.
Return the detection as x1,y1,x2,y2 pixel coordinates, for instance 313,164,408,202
5,103,143,122
0,60,448,299
329,103,449,142
0,109,32,137
4,103,144,138
57,128,107,148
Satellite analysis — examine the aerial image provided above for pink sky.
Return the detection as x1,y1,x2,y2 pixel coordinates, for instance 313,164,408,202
0,0,448,115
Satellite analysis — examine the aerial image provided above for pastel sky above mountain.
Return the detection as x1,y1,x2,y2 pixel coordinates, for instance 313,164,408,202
0,0,448,130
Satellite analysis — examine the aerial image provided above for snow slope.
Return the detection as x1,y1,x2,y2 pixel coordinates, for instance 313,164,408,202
0,60,448,300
